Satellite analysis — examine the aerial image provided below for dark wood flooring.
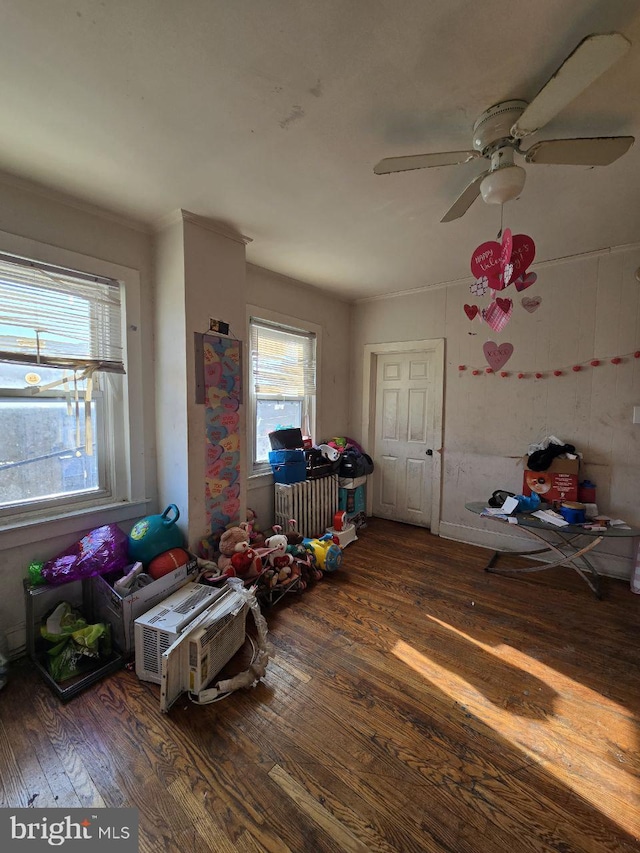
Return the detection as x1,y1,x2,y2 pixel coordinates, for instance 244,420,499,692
2,518,639,852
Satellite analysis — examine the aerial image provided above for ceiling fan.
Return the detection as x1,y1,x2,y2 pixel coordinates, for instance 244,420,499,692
373,33,634,223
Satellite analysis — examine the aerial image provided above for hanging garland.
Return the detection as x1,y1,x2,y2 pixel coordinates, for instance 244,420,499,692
457,350,640,378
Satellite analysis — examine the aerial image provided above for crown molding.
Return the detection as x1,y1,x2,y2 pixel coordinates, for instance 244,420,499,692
154,208,252,245
0,169,153,234
356,240,640,304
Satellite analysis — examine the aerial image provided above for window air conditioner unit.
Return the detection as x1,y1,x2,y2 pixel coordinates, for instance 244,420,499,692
134,582,229,684
160,586,249,712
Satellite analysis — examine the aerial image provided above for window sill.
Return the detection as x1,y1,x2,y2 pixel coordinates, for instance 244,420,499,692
247,471,274,490
0,499,152,552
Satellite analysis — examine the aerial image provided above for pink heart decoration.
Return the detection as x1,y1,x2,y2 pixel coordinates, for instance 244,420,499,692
510,234,536,279
470,240,502,282
500,228,512,268
482,299,513,333
483,341,514,371
521,295,542,313
464,304,479,321
514,271,537,292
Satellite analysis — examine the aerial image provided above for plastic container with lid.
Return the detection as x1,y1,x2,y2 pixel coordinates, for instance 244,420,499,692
578,480,597,503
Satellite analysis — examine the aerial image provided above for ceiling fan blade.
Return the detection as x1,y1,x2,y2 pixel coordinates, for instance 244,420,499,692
440,172,489,223
373,150,479,174
511,33,631,139
524,135,634,165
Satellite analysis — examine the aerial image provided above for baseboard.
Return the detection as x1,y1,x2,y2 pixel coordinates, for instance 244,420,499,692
439,520,633,581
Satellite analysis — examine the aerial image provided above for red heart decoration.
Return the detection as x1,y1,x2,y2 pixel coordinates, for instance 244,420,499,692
483,341,514,371
510,234,536,279
496,297,512,313
482,299,513,333
464,304,479,321
470,240,502,282
514,271,537,292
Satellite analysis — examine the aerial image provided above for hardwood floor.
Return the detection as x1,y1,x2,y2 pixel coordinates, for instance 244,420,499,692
2,518,639,852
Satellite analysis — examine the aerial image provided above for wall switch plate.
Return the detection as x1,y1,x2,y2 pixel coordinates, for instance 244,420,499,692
633,406,640,424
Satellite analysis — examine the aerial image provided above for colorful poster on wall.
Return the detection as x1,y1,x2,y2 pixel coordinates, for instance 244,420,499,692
203,335,241,537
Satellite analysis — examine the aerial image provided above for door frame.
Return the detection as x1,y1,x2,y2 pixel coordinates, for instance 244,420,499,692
361,339,445,534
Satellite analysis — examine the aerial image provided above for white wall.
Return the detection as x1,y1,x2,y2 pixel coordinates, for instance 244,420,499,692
350,247,640,579
0,180,157,655
245,264,352,530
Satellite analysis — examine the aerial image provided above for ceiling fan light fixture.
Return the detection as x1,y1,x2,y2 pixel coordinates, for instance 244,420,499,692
480,165,526,205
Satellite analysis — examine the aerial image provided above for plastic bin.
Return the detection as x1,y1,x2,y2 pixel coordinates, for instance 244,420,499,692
269,449,307,484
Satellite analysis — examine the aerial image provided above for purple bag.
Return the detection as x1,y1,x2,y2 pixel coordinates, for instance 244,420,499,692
42,524,130,586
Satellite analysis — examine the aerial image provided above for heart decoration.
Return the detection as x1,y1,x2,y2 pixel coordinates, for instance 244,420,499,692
503,262,514,286
483,341,514,371
482,298,513,333
470,240,502,283
510,234,536,279
521,295,542,313
514,271,537,292
464,304,479,321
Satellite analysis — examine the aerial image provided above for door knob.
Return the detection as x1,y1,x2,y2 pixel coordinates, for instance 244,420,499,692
426,449,433,456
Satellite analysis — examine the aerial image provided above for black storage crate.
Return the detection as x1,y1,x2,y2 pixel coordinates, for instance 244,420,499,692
24,578,125,701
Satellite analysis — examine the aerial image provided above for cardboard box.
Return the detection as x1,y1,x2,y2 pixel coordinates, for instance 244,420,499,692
88,556,198,655
522,457,579,504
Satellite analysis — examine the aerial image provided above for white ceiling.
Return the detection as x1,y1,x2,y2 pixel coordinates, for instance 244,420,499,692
1,0,640,299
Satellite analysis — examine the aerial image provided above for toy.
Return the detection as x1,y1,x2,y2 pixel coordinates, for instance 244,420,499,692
128,505,185,565
230,546,263,581
303,533,343,573
246,508,266,548
217,523,252,573
148,548,190,580
264,527,294,571
285,518,304,546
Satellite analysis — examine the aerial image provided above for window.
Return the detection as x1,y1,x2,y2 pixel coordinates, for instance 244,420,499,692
249,317,317,474
0,252,125,518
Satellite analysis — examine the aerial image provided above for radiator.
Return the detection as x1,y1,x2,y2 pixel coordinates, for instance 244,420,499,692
274,475,339,539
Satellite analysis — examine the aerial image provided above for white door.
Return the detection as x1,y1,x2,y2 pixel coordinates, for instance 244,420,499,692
373,351,437,527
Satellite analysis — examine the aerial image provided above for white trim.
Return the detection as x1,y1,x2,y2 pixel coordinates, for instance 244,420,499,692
356,241,640,304
0,228,147,524
246,305,322,476
362,339,444,534
0,169,152,234
155,209,252,244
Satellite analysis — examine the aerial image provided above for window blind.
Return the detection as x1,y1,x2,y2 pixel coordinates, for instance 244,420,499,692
250,318,316,396
0,253,124,373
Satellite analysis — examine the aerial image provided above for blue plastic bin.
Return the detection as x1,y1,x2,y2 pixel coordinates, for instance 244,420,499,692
269,450,307,484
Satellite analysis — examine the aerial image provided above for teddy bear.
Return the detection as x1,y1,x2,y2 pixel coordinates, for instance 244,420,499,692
217,523,251,574
246,507,266,549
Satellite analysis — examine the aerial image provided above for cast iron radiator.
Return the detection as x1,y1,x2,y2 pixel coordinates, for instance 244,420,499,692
274,475,339,539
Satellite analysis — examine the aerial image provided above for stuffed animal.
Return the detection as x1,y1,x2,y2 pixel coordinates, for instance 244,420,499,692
246,508,266,548
264,526,294,571
217,523,252,573
230,546,263,581
285,518,304,546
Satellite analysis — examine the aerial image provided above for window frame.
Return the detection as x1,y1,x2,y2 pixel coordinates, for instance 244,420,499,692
246,307,321,478
0,229,148,546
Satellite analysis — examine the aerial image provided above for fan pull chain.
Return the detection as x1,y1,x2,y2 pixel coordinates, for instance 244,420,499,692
497,204,504,239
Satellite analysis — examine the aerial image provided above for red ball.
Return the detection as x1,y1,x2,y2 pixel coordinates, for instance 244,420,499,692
485,367,493,374
472,369,480,375
148,548,190,579
458,364,466,371
611,357,622,365
500,371,508,377
590,359,600,367
535,373,543,379
554,370,563,376
572,365,581,372
517,373,525,379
